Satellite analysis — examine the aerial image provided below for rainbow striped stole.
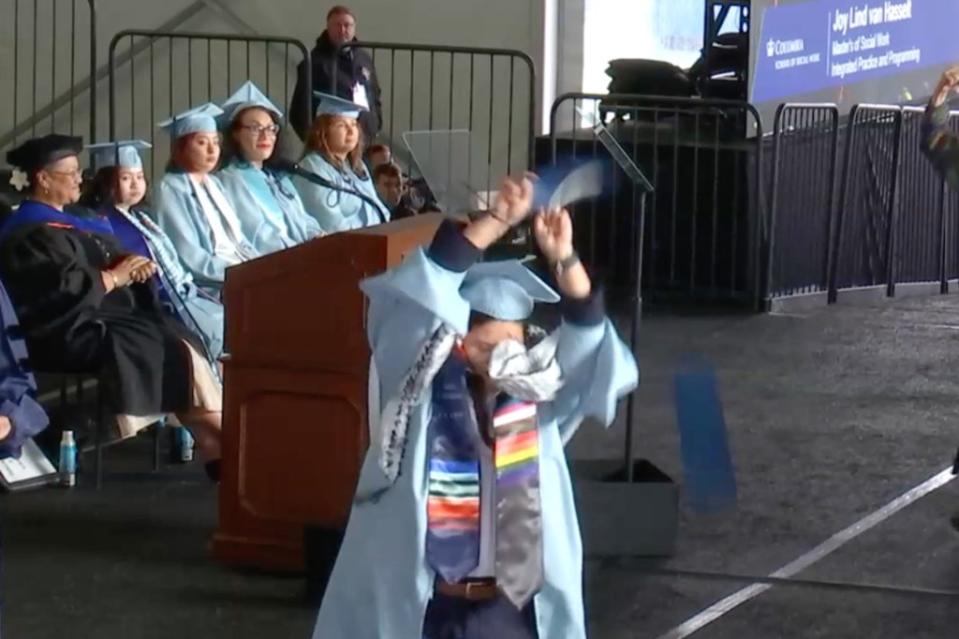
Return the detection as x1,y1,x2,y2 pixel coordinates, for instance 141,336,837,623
427,459,480,531
493,398,540,486
423,352,545,600
492,395,544,608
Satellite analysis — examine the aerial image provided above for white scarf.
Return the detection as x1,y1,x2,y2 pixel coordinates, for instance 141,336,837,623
376,324,563,483
192,176,254,264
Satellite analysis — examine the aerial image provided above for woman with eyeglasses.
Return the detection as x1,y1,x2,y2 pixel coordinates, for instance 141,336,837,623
154,103,260,299
217,82,323,255
0,134,224,480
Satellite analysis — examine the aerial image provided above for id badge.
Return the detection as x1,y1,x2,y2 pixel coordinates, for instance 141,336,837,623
352,82,370,110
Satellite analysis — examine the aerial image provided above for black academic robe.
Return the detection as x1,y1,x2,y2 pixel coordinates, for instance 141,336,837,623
0,222,197,417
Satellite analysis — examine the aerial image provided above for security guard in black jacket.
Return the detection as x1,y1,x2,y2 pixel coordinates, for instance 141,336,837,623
290,5,383,144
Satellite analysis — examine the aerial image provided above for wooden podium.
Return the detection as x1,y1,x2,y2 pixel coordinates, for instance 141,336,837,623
212,214,444,571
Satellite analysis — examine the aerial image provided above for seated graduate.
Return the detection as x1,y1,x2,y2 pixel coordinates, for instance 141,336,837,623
311,176,639,639
217,81,324,254
0,277,49,460
0,134,223,480
293,91,390,234
83,140,225,362
154,103,259,298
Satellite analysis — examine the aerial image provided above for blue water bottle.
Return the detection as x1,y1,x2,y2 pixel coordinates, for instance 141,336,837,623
59,430,77,487
177,428,195,463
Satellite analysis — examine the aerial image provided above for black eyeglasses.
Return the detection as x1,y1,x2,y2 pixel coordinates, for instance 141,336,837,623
238,124,280,137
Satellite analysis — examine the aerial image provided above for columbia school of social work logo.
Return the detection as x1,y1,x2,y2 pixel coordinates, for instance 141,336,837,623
766,38,805,59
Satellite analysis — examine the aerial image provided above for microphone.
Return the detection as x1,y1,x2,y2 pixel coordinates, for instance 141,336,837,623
268,158,388,225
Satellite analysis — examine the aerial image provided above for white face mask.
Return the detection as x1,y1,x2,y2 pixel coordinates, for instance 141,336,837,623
373,325,564,488
487,335,563,402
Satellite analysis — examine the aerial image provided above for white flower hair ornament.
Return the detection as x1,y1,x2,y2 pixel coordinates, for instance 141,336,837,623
9,168,29,192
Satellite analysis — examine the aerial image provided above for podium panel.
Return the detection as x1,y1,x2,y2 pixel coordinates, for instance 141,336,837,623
213,214,443,571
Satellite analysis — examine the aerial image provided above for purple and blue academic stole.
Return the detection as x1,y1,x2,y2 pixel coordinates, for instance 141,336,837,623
102,207,170,303
425,351,482,583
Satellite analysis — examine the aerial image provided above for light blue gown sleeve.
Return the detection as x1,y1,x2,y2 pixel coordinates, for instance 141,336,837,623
218,166,291,255
294,154,389,234
547,310,639,444
142,216,196,295
353,224,475,500
154,175,233,290
277,174,324,242
355,166,391,224
293,154,356,234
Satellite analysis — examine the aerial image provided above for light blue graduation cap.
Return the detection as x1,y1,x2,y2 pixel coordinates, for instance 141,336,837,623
220,81,283,123
157,103,224,138
461,260,560,321
86,140,151,171
313,91,366,119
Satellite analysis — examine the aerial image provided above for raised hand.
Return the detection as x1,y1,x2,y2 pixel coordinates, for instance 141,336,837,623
489,175,534,227
463,175,535,250
932,66,959,106
533,207,574,263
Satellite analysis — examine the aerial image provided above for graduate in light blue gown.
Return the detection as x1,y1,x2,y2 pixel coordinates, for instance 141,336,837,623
293,91,390,234
84,140,226,363
312,177,639,639
153,103,259,298
217,81,323,254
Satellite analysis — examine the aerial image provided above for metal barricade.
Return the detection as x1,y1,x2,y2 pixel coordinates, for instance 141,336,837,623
0,0,97,157
549,93,764,307
897,106,949,292
829,105,903,301
333,41,536,197
766,104,840,303
108,29,310,183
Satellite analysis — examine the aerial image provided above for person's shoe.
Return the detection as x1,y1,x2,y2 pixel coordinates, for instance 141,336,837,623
951,513,959,533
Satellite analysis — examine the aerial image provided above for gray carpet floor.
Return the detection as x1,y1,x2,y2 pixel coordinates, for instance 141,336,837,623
3,293,959,638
